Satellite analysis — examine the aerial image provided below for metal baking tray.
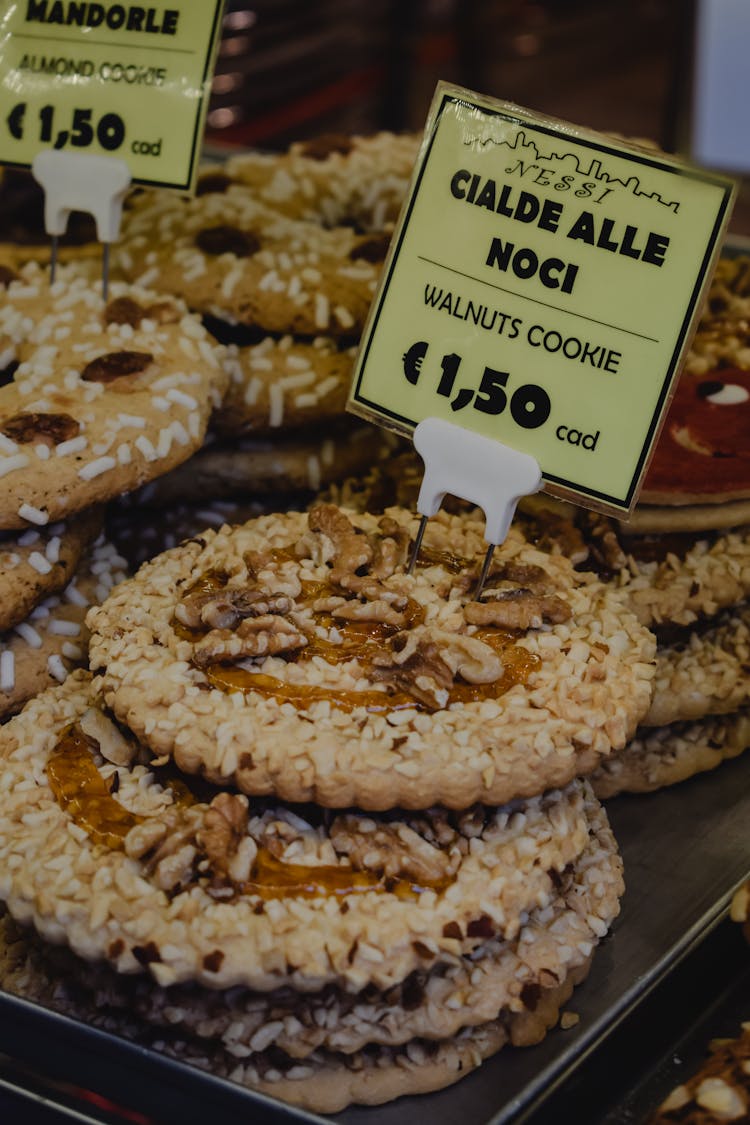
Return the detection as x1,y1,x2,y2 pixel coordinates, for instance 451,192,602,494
1,749,750,1125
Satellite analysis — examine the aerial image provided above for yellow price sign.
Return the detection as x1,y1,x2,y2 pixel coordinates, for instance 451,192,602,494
349,83,735,516
0,0,223,190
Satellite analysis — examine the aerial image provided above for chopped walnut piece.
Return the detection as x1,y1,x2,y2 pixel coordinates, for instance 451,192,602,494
429,629,503,685
371,516,410,579
175,587,293,632
192,615,307,666
578,511,628,574
197,793,257,883
79,707,137,767
329,814,456,884
325,597,406,627
373,633,453,710
489,561,551,591
308,504,373,582
465,590,571,630
1,411,79,447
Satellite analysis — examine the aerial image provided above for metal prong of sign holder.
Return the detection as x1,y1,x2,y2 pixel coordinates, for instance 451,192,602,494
31,150,131,300
408,417,543,600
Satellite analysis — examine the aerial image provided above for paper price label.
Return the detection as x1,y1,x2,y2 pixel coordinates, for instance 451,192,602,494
0,1,223,190
349,83,735,516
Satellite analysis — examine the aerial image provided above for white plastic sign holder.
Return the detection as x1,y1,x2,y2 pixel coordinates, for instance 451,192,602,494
31,150,132,299
409,417,542,598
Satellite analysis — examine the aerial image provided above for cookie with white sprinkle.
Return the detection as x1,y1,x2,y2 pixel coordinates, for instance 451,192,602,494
214,334,356,435
87,504,655,810
121,421,397,506
0,268,228,528
0,506,101,632
115,185,388,337
223,131,420,229
0,537,127,719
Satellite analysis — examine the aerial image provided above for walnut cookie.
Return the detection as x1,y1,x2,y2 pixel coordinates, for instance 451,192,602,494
0,673,612,994
87,504,656,810
0,908,589,1113
0,265,227,528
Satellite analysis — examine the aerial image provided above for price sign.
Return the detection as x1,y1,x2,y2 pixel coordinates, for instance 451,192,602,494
0,1,223,190
348,83,735,516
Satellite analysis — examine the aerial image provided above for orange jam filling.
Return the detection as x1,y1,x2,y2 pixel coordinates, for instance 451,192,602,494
240,848,447,900
47,725,443,899
176,550,540,713
47,725,144,850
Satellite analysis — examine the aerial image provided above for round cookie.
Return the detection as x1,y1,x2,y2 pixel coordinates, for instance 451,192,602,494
645,606,750,727
613,525,750,634
590,708,750,797
0,673,607,993
224,131,420,229
116,184,388,337
87,504,655,810
0,911,589,1114
119,422,398,505
618,497,750,535
0,537,128,719
0,506,101,632
0,268,228,528
26,797,618,1058
214,335,356,435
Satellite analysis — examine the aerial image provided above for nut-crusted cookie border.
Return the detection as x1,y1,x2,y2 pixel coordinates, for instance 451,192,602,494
0,673,599,994
88,506,655,810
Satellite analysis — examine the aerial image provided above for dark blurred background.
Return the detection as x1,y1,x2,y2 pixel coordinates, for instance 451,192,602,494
204,0,750,235
205,0,686,149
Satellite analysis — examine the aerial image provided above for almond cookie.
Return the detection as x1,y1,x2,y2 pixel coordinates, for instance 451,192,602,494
0,537,127,719
0,907,589,1113
120,422,397,505
0,506,101,632
645,607,750,727
0,673,608,993
649,1022,750,1124
116,186,387,337
214,334,356,435
0,267,227,529
591,708,750,797
87,504,655,809
223,130,420,229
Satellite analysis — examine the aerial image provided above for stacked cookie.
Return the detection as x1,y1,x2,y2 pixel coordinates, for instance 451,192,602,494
0,502,655,1111
109,134,418,515
590,255,750,795
0,262,227,715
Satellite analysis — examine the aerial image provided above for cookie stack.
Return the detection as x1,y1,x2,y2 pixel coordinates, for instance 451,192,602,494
0,262,228,715
109,134,419,515
0,502,655,1111
590,255,750,795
